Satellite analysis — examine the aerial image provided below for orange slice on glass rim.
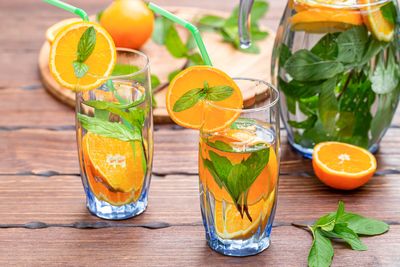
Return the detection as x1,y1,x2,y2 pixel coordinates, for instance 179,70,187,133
166,66,243,132
312,142,377,190
358,0,395,42
49,21,116,91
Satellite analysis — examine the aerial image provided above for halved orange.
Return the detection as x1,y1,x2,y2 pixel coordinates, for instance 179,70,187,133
49,21,116,91
82,132,146,193
358,0,394,41
46,18,81,43
291,1,364,32
166,66,243,132
214,189,276,239
312,142,377,190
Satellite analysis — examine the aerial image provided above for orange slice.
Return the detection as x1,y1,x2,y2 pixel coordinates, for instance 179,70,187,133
214,189,276,239
46,18,81,43
291,1,364,32
49,21,116,91
82,132,146,193
312,142,377,190
166,66,243,132
358,0,394,42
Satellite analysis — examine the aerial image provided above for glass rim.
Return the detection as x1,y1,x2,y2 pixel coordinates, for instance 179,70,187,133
206,77,280,113
101,47,150,80
294,0,391,8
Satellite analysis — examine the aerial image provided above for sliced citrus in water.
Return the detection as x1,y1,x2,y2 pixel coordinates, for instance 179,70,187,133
49,21,116,91
291,0,363,32
358,0,394,42
82,132,146,193
214,189,276,239
166,66,243,132
46,18,81,43
312,142,377,190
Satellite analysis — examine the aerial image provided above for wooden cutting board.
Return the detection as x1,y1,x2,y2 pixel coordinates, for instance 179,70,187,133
38,7,275,124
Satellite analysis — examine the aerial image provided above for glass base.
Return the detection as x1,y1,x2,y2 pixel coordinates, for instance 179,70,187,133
288,138,380,159
206,233,270,257
85,187,148,220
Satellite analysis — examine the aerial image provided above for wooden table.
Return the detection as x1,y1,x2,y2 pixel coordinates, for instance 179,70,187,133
1,1,399,266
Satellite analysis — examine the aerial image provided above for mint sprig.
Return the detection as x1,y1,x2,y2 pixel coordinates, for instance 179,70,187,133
73,26,96,79
293,201,389,267
172,81,234,112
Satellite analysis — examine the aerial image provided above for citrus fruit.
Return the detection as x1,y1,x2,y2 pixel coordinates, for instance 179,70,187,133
312,142,377,190
49,21,116,91
291,1,363,32
46,18,81,43
82,132,146,193
359,0,394,42
166,66,243,132
100,0,154,49
214,189,275,239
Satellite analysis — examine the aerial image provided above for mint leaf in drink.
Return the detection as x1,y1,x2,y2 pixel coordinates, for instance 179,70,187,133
308,228,334,267
205,85,234,101
288,115,317,129
278,44,292,66
318,78,338,133
165,25,188,58
173,88,204,112
311,33,339,60
337,26,368,64
371,48,399,94
111,64,161,89
77,113,141,142
278,77,324,99
209,140,234,152
284,50,344,82
77,26,96,63
381,2,397,25
73,61,89,78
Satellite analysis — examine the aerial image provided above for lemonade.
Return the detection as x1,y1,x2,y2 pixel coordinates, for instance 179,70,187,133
199,119,278,241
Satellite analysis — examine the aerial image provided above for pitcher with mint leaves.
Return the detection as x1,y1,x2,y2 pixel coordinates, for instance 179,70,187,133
240,0,400,158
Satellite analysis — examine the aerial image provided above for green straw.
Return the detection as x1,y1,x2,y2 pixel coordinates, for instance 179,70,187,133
43,0,89,21
148,3,212,66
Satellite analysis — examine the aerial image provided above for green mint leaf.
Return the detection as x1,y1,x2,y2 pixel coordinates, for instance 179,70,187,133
227,164,249,203
299,96,319,116
112,64,161,89
73,61,89,78
173,88,204,112
284,50,344,82
165,25,188,58
318,78,338,134
251,26,269,41
381,2,397,25
85,95,145,110
311,33,339,60
198,15,226,28
185,34,197,50
96,10,104,22
168,69,181,82
314,212,336,232
288,115,317,129
337,26,368,64
208,150,233,183
152,17,173,45
278,77,324,99
77,113,141,142
77,26,96,63
202,158,225,188
188,53,205,66
278,44,292,66
308,228,334,267
94,109,109,120
335,201,345,222
371,48,399,94
338,213,389,236
205,86,234,101
240,43,261,54
209,140,234,152
360,38,387,65
332,223,367,251
225,0,268,27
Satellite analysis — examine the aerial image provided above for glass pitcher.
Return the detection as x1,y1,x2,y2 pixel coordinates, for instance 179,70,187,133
239,0,400,158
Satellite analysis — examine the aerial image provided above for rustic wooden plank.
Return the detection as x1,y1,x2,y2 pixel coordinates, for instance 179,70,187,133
1,127,399,176
0,173,398,225
0,225,398,266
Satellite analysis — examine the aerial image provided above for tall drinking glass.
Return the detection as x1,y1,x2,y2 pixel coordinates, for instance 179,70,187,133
199,78,280,256
76,48,153,220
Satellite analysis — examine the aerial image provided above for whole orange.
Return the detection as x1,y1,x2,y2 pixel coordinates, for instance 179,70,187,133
100,0,154,49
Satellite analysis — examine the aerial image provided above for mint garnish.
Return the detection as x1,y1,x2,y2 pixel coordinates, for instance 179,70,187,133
73,26,97,79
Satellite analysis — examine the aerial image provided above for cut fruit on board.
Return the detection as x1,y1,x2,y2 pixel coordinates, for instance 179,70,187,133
38,7,275,124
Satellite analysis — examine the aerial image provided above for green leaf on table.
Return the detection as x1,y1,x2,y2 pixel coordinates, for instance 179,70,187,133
338,213,389,236
371,48,399,94
308,228,334,267
73,61,89,78
311,33,339,60
77,113,141,142
322,224,368,251
173,88,204,112
152,16,173,45
337,26,368,64
165,25,188,58
188,52,205,66
198,15,226,29
77,26,96,63
381,2,397,25
284,50,344,82
168,69,181,82
251,27,269,41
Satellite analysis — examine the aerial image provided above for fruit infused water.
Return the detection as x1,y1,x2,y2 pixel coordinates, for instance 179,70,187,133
199,119,278,242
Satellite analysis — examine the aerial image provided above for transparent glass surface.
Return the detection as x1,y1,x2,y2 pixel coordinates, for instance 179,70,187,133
76,49,153,220
271,0,400,158
199,78,280,256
